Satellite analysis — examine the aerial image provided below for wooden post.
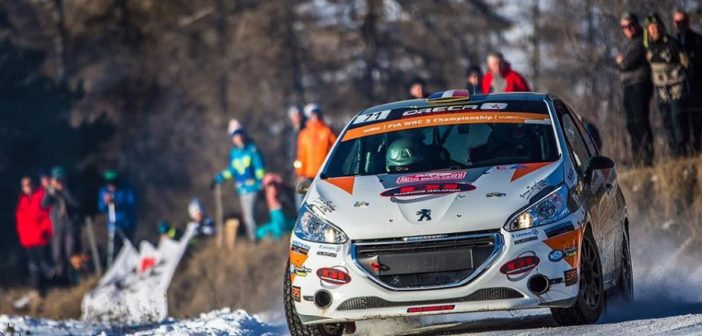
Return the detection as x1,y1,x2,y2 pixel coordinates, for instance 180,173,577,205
84,217,102,276
215,184,224,248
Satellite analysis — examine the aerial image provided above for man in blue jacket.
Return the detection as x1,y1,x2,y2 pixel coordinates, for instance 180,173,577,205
97,170,137,262
212,119,265,241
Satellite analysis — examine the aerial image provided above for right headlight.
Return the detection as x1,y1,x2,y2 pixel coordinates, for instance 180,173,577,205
293,204,348,244
504,184,570,232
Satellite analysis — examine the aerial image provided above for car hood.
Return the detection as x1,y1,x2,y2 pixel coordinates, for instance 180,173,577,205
305,161,564,240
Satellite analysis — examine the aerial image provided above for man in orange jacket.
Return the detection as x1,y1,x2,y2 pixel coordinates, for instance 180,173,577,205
295,103,336,187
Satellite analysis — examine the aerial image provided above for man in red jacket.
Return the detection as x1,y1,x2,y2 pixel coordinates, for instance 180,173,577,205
482,52,531,93
15,176,52,296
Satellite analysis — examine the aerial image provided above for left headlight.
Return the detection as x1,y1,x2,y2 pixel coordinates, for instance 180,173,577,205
504,184,570,232
294,204,348,244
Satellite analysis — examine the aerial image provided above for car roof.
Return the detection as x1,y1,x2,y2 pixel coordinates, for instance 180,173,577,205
358,92,553,115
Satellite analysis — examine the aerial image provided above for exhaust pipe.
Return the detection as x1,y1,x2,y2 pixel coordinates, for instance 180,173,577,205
527,274,550,295
314,290,333,309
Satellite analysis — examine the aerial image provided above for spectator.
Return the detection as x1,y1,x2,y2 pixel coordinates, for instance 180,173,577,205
673,9,702,151
41,166,80,279
408,77,429,99
187,198,215,237
616,12,654,165
482,52,531,93
295,104,336,185
256,173,293,240
465,65,484,95
212,119,265,241
644,13,690,156
15,176,52,296
288,106,306,209
97,170,137,262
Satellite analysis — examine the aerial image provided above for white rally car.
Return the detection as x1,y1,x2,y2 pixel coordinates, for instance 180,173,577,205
284,91,632,335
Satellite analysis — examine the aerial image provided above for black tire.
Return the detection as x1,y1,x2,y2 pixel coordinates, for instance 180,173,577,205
551,228,605,325
284,261,344,336
610,229,634,303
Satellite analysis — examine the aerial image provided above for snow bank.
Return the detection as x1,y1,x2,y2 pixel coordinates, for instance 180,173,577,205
0,308,286,336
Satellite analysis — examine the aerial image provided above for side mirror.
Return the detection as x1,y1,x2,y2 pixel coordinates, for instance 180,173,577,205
297,180,312,195
586,155,615,181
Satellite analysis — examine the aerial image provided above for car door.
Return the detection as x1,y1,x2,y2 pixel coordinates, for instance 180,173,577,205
554,100,616,282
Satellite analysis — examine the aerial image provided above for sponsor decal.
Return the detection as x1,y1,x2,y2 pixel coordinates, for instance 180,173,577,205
544,222,575,238
543,226,583,268
486,192,506,198
564,268,578,286
289,264,312,278
407,304,455,313
416,209,432,221
396,171,467,184
549,250,564,262
343,112,551,141
291,286,301,302
380,183,476,197
352,109,391,125
401,104,479,117
354,201,369,208
309,199,335,216
291,241,310,256
511,229,539,245
317,266,352,287
480,102,508,110
316,251,337,258
324,176,355,195
500,252,540,279
520,180,548,199
318,244,342,252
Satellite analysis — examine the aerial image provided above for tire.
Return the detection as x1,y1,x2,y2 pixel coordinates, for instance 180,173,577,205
551,228,605,325
610,229,634,303
284,261,344,336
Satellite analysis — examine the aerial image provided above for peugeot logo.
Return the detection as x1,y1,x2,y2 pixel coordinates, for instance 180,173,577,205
416,209,432,221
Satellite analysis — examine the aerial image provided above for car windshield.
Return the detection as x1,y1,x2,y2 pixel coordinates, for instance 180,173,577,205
323,100,559,178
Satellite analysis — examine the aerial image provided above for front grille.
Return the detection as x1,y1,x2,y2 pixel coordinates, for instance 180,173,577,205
337,287,523,311
352,231,503,290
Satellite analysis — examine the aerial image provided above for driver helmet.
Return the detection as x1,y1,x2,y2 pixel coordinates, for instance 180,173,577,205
386,137,428,172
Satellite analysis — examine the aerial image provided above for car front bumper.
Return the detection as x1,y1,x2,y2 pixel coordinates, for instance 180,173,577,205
289,211,586,325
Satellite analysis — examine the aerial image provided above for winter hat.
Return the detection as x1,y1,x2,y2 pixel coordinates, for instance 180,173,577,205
620,12,639,25
303,103,322,118
103,169,119,182
227,119,245,137
50,166,65,180
188,198,204,217
465,65,483,77
644,13,668,48
287,105,302,117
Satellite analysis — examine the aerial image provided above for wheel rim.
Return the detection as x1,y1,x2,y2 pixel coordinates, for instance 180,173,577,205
580,235,602,309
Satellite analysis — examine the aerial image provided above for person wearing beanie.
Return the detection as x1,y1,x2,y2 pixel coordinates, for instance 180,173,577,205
616,12,654,165
212,118,266,241
41,165,80,279
97,169,137,262
187,198,215,237
407,77,429,99
295,104,336,188
465,65,484,95
673,9,702,151
644,13,691,156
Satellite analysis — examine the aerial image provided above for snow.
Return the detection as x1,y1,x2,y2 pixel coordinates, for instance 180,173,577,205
0,308,287,336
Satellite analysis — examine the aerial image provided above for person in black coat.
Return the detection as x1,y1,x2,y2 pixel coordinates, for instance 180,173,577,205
673,9,702,152
616,12,654,165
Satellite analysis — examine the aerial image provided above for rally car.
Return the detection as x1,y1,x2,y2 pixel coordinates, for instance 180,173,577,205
284,91,632,335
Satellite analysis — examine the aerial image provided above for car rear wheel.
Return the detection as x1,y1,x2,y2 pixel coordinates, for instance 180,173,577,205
284,261,345,336
551,228,604,325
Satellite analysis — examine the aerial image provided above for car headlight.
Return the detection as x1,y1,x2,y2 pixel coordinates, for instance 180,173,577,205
294,204,348,244
505,184,569,232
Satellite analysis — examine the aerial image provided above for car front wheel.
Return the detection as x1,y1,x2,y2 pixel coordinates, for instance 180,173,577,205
551,228,605,325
